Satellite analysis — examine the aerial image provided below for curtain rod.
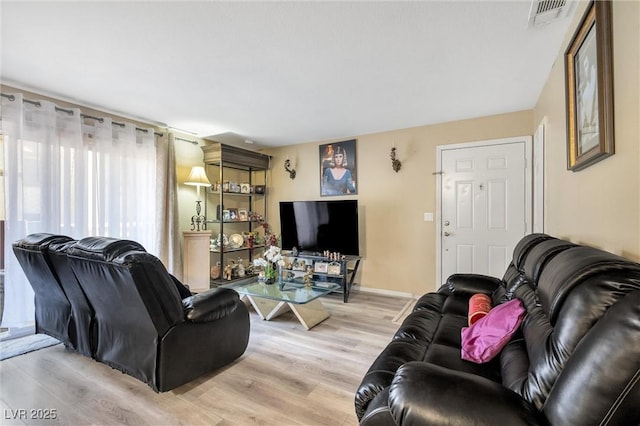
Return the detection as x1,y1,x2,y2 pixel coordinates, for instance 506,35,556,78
1,92,164,137
174,137,198,145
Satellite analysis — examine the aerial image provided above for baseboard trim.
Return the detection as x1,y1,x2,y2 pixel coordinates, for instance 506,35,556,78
351,285,414,299
392,298,419,323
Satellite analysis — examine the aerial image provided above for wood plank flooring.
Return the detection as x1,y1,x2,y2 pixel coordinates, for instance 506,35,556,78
0,291,409,426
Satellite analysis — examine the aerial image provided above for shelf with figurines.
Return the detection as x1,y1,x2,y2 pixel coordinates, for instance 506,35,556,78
209,230,267,253
207,181,266,197
280,248,361,302
209,257,259,283
209,215,278,285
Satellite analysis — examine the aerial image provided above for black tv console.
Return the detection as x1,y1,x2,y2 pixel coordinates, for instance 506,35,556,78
281,251,361,302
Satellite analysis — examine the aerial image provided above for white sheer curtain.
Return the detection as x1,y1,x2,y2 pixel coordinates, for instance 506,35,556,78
83,118,156,245
1,93,157,328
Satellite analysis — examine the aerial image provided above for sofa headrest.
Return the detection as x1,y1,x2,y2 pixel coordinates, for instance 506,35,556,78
13,233,74,252
511,233,555,270
68,236,146,262
520,239,576,287
537,246,640,323
48,239,78,254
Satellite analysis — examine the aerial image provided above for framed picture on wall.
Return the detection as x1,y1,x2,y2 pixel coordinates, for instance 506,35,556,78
319,139,357,196
565,0,614,171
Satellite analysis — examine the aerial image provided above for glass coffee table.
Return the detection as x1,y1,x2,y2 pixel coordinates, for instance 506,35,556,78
222,279,340,330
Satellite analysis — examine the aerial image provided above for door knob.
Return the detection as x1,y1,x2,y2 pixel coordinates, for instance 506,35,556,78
443,220,450,226
443,231,451,237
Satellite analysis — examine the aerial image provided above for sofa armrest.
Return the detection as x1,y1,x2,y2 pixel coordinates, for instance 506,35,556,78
446,273,502,296
182,288,241,323
389,362,544,426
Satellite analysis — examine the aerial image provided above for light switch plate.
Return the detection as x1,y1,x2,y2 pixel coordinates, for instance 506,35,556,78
423,212,434,222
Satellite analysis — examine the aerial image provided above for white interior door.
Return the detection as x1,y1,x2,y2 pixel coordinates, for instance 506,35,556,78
437,137,531,284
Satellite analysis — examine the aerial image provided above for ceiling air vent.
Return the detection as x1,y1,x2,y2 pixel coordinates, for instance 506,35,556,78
528,0,573,27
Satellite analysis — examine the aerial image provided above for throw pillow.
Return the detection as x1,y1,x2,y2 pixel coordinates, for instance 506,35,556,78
468,293,493,326
461,299,525,363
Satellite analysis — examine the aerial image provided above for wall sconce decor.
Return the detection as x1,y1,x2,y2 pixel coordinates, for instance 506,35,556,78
284,158,296,179
185,166,211,231
390,147,402,172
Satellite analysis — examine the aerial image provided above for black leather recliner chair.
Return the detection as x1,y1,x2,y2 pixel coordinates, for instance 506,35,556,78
13,234,250,392
65,236,250,392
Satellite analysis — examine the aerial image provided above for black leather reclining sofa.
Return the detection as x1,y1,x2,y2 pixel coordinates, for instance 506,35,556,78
355,233,640,425
13,233,250,392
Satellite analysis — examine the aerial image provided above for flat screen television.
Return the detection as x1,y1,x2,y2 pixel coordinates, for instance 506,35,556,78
279,200,359,256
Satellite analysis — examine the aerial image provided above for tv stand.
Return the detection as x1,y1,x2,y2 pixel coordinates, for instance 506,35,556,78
281,251,361,302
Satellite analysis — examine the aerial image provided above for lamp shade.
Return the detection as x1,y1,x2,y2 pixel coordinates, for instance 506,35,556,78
185,166,211,187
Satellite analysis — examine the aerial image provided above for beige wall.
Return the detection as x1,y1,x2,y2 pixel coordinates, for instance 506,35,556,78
534,0,640,261
268,0,640,296
6,0,638,294
266,111,533,296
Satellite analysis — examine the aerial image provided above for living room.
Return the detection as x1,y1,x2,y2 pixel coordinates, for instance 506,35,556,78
1,1,639,425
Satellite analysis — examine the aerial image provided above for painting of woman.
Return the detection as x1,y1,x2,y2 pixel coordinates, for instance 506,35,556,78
320,140,357,196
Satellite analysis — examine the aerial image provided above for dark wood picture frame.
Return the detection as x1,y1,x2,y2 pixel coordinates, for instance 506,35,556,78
565,0,614,171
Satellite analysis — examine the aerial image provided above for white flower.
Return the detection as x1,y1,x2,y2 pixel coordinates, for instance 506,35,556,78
254,245,284,274
253,258,268,267
263,245,282,262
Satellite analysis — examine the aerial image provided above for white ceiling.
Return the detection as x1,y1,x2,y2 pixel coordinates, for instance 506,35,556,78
1,1,577,147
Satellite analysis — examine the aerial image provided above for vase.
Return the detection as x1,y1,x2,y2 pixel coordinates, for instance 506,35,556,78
258,263,278,285
258,274,277,285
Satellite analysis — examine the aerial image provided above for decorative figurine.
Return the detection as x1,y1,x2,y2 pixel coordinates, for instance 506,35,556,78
303,271,312,287
223,263,233,280
292,246,298,256
236,258,245,277
210,262,221,279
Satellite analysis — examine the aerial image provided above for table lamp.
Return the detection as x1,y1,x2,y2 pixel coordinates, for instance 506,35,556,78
185,166,211,231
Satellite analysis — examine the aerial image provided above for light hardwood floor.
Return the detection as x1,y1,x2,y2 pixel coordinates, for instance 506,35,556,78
0,291,410,426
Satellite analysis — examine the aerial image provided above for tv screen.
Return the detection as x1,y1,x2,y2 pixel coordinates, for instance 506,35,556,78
279,200,359,256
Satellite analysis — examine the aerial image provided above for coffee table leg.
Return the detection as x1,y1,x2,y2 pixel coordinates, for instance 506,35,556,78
246,296,285,320
288,299,330,330
244,295,330,330
265,301,290,320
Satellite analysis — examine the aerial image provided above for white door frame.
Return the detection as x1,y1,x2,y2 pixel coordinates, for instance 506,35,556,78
533,119,545,233
435,136,533,286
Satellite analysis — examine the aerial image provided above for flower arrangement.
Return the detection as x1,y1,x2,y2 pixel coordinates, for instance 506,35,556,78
249,212,278,247
253,245,284,284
